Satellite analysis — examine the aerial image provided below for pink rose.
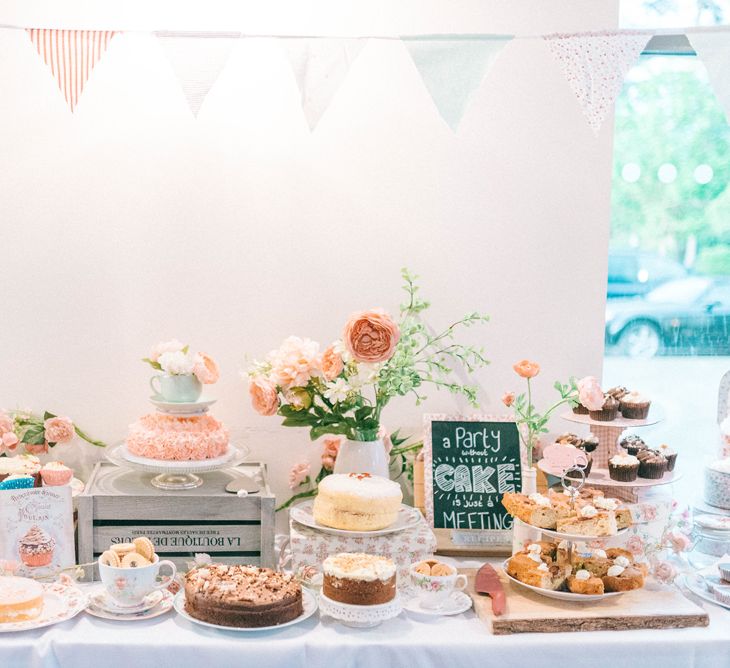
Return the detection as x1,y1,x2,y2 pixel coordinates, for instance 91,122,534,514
502,392,515,407
668,530,691,554
268,336,321,390
321,345,344,382
249,377,280,416
321,436,341,471
652,560,676,584
193,353,220,385
625,535,645,556
577,376,604,412
1,431,19,453
0,414,14,435
288,462,310,489
25,441,49,455
44,416,75,444
343,309,400,364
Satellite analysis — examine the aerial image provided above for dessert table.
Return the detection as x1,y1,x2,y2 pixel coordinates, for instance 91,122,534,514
2,557,730,668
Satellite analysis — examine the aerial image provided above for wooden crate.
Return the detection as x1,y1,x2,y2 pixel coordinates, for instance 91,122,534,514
77,461,275,581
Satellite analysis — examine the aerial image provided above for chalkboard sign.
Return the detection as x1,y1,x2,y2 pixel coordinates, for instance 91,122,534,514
424,415,522,532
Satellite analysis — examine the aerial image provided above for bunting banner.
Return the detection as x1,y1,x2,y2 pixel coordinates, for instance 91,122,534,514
543,31,652,134
27,29,116,112
156,32,240,117
285,38,365,130
402,35,512,131
686,31,730,124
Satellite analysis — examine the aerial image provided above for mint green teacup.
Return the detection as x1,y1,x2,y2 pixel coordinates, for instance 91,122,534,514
150,374,202,403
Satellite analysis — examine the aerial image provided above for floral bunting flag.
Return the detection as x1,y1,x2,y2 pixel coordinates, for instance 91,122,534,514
156,32,240,117
543,30,652,134
402,35,512,131
687,31,730,124
27,29,116,112
285,38,365,130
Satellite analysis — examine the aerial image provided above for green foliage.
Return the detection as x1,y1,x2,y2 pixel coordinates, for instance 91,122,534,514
695,245,730,275
611,55,730,259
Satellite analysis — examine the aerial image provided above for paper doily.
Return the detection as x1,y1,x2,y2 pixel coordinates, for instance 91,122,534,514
318,592,402,628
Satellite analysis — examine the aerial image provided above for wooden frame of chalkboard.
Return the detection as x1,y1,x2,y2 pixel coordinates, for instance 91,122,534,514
423,414,522,556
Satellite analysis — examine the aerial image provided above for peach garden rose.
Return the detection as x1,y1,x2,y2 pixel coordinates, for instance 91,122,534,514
249,377,280,416
44,416,75,444
193,353,220,385
321,345,344,381
343,308,400,364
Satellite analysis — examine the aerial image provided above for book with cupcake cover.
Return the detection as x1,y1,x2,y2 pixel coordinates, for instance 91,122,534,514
0,486,74,577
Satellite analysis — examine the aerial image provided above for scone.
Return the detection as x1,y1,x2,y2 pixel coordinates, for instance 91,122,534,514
501,492,557,529
602,564,644,592
556,505,618,537
568,569,604,595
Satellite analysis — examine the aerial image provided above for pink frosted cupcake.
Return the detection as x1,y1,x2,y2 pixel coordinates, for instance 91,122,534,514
18,525,55,567
40,461,73,486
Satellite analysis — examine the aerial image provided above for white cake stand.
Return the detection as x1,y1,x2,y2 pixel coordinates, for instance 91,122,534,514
107,444,249,490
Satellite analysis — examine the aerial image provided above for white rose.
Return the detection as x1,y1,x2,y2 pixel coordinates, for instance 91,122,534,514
150,339,186,362
158,350,194,375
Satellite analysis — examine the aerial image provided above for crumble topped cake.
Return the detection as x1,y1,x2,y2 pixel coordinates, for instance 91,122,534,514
313,473,402,531
184,564,302,628
322,553,396,605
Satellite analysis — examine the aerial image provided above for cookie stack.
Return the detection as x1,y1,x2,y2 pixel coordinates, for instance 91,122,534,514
99,537,156,569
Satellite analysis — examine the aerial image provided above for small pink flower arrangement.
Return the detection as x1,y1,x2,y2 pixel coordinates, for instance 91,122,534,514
0,409,105,455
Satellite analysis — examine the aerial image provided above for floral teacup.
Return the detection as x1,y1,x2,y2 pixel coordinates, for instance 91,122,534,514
98,554,176,608
409,562,467,609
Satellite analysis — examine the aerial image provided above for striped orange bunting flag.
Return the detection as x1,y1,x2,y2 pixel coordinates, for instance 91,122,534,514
27,29,116,112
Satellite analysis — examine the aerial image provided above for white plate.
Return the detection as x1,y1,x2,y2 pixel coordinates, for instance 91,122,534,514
173,588,318,632
401,590,472,617
89,587,164,614
561,410,661,429
108,444,248,473
516,519,628,542
86,587,174,621
682,574,730,611
290,500,421,537
537,460,681,488
0,581,87,632
501,560,624,602
149,396,217,414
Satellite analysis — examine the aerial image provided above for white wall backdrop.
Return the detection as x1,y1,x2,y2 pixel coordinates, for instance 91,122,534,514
0,1,618,512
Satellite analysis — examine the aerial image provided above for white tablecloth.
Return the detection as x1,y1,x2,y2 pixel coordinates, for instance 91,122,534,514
3,558,730,668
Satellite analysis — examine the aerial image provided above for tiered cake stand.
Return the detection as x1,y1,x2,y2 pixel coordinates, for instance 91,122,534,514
107,396,248,490
538,409,680,502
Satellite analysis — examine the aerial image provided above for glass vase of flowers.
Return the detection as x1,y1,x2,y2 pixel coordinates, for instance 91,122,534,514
247,269,489,478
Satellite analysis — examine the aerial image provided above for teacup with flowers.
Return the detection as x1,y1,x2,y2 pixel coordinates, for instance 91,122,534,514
143,340,220,403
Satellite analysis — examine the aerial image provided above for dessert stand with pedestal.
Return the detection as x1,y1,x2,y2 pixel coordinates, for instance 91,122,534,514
504,468,630,602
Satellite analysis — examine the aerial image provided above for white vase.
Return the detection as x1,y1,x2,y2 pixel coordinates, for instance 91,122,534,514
333,438,390,479
512,466,541,554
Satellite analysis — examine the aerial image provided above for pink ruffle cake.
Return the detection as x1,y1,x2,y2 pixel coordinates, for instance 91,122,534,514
126,414,229,461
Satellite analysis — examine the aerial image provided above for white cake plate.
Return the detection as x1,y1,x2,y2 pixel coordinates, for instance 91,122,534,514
0,581,87,633
319,591,402,628
173,588,318,632
501,560,625,602
532,524,628,543
290,500,421,537
561,410,661,429
538,461,682,488
107,444,249,490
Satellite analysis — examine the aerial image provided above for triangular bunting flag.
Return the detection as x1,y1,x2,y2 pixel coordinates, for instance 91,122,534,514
687,31,730,124
27,29,116,112
544,31,652,134
156,32,240,117
402,35,512,131
285,38,365,130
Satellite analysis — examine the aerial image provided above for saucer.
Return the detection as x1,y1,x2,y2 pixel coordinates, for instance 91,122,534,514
149,396,216,414
401,590,472,617
90,587,164,615
86,587,173,621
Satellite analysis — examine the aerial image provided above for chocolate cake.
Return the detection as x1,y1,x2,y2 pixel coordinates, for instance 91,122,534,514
184,564,302,628
322,553,396,605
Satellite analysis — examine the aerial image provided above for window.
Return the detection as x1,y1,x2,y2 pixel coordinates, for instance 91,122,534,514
606,2,730,503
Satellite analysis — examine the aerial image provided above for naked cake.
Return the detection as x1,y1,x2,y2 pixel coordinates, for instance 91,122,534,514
322,553,396,605
184,564,302,628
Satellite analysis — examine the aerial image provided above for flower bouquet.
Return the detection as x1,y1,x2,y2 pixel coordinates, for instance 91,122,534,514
247,268,489,478
0,410,105,456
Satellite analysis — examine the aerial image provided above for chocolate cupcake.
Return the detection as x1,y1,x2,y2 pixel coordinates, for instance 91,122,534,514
556,433,582,446
572,402,589,415
582,433,599,453
619,391,651,420
637,449,667,479
606,386,629,400
566,454,592,479
657,444,677,472
608,454,640,482
589,394,619,422
619,434,647,456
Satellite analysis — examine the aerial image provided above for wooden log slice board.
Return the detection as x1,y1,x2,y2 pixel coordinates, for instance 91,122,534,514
464,569,708,635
